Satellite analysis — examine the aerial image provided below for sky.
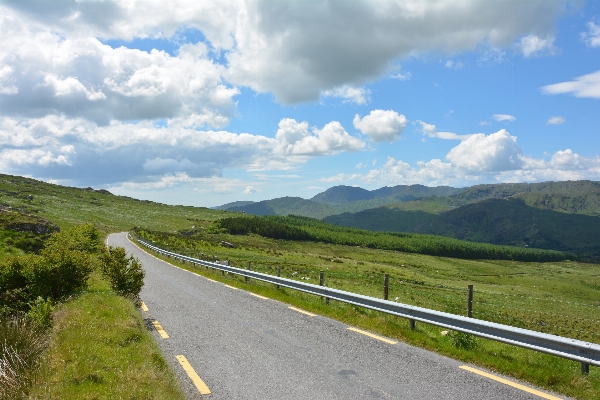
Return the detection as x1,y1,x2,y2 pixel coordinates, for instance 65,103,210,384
1,1,600,207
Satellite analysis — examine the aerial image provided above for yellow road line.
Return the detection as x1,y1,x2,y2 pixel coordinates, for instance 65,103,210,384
152,320,169,339
250,293,268,300
140,302,149,312
205,277,217,282
175,355,211,395
347,327,397,345
459,366,562,400
223,284,238,289
288,306,316,316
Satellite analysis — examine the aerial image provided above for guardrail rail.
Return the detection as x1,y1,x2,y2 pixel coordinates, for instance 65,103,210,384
132,235,599,374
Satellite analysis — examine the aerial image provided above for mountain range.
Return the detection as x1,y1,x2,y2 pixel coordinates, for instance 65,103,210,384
215,181,600,259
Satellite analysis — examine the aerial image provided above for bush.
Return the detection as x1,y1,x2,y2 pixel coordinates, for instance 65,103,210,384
99,246,145,303
0,225,98,314
448,331,478,350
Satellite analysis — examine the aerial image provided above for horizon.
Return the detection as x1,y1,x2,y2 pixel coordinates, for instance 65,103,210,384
1,1,600,207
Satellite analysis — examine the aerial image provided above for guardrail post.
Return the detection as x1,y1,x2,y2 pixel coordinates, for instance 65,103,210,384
410,319,415,330
246,262,250,283
582,363,590,375
277,266,281,289
320,271,329,304
384,274,389,300
467,284,474,318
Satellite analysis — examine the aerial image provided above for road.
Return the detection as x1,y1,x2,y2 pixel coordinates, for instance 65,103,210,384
108,232,564,400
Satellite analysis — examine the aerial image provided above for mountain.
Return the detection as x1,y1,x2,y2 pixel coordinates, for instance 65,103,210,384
213,201,255,210
227,197,334,219
311,184,462,205
412,197,600,259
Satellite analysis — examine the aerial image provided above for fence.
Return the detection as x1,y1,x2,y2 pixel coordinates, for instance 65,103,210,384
131,234,599,373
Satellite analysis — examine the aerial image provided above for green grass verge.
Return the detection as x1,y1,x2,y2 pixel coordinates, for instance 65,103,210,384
135,239,600,400
29,271,185,399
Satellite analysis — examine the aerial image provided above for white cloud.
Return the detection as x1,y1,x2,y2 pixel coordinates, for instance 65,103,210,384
0,66,18,95
322,86,370,105
334,130,600,187
446,130,523,171
541,70,600,99
390,71,411,81
275,118,365,158
445,60,464,69
353,110,407,143
582,21,600,47
44,74,106,101
492,114,516,122
546,116,565,125
518,34,555,57
416,121,472,140
243,185,258,194
479,121,491,126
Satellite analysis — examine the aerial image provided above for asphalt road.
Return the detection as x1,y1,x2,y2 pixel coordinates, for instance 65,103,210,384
108,232,565,400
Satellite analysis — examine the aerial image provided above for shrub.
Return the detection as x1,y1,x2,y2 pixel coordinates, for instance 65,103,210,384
99,246,145,303
448,331,478,350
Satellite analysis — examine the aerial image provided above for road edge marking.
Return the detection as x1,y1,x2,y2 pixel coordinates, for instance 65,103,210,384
347,327,397,345
459,366,562,400
288,306,316,316
151,320,169,339
175,355,211,395
250,293,268,300
140,302,149,312
223,283,238,290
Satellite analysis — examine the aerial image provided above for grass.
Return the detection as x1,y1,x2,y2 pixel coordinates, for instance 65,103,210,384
132,231,600,399
29,271,185,399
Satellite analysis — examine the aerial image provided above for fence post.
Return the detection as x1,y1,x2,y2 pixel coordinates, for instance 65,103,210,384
467,284,474,318
277,266,281,289
246,262,250,283
410,319,416,330
320,271,329,305
582,363,590,375
384,274,389,300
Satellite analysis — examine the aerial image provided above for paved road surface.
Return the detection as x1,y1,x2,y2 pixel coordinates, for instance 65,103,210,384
108,232,564,400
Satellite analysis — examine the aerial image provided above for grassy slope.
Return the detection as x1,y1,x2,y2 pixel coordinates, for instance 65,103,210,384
134,233,600,400
30,272,185,399
0,174,225,233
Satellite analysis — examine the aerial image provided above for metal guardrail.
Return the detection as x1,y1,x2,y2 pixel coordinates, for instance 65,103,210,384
134,236,600,371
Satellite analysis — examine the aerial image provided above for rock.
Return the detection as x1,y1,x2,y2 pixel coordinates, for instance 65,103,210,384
441,330,449,336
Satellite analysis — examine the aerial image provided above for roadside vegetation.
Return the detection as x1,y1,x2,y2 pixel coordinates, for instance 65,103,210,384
0,213,183,399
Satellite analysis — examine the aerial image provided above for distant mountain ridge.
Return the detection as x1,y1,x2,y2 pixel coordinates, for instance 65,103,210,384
311,184,462,205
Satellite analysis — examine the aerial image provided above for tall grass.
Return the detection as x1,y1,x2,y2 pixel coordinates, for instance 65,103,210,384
0,315,48,400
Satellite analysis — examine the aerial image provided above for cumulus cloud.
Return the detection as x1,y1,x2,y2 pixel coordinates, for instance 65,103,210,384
0,9,238,126
492,114,516,122
518,34,555,57
331,130,600,187
547,116,565,125
541,70,600,99
0,114,363,186
322,86,370,105
416,121,472,140
582,21,600,47
275,118,365,158
243,185,258,194
353,110,407,143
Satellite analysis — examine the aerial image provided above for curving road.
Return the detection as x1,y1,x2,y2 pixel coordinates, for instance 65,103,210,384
108,232,565,400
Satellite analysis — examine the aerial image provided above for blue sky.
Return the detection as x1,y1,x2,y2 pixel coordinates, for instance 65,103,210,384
1,1,599,207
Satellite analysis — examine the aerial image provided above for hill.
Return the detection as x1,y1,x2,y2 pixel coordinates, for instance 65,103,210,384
227,197,334,219
212,201,255,210
0,174,225,233
311,184,462,204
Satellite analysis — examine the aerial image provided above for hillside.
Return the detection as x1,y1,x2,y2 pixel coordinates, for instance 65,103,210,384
0,174,225,233
311,184,462,205
213,201,255,210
